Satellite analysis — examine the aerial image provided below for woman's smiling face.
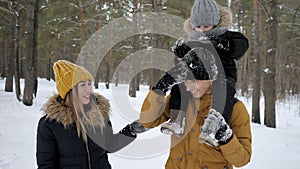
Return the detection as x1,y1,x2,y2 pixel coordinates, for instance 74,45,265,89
76,80,92,104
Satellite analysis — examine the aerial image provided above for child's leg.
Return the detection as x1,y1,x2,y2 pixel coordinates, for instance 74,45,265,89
161,83,188,136
222,79,236,123
169,84,182,110
211,78,236,123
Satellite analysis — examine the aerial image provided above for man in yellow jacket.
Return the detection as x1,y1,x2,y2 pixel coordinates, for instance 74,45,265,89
139,32,252,169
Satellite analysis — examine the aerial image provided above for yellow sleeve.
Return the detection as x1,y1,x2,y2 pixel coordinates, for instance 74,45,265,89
220,101,252,167
139,90,171,128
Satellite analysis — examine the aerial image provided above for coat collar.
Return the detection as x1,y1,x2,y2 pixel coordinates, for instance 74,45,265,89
41,93,110,128
194,94,212,113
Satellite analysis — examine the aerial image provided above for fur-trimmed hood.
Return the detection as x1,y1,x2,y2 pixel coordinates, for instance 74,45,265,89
184,5,233,33
41,93,110,128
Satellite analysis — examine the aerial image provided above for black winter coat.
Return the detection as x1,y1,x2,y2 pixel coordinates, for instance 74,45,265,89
36,93,135,169
184,6,249,83
217,31,249,82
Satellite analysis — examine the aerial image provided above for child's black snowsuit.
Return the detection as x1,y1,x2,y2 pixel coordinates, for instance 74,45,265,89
170,30,249,123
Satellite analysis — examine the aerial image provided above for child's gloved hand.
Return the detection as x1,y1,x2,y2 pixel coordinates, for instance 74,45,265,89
152,61,193,94
172,37,192,58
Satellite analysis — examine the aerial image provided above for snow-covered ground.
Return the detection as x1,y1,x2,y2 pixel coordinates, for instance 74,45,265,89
0,78,299,169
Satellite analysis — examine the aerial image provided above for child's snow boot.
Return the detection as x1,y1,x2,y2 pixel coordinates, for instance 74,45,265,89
160,109,186,137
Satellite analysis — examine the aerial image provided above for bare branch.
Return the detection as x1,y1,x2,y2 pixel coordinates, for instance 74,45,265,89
40,3,78,11
290,6,299,36
0,6,13,15
83,0,96,8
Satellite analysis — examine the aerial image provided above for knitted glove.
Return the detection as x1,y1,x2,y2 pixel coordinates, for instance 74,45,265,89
199,109,233,146
152,61,192,94
215,120,233,145
119,120,148,138
154,43,218,93
208,36,231,52
172,37,192,58
182,49,200,66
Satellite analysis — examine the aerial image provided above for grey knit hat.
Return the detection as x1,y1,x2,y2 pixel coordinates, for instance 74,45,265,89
190,0,220,28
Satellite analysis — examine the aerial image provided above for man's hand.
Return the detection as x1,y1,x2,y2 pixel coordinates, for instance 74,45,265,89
199,109,233,146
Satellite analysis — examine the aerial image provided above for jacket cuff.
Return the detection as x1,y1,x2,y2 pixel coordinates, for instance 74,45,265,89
219,134,239,153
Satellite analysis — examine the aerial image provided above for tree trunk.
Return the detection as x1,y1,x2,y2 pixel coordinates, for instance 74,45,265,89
252,0,261,124
129,0,139,97
240,8,252,97
112,60,120,87
129,76,137,97
263,0,277,128
14,4,21,101
0,42,5,78
5,2,15,92
150,0,163,88
78,0,85,48
94,67,100,89
94,14,102,89
239,54,248,96
136,73,140,91
105,56,110,89
46,58,51,81
23,0,40,106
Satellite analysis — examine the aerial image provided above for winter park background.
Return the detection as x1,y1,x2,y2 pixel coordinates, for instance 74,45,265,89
0,78,300,169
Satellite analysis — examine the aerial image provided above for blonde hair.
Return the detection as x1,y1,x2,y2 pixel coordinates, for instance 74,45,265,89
64,85,105,142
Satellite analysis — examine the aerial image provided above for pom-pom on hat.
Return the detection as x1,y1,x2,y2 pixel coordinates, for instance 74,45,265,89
190,0,220,29
53,60,93,99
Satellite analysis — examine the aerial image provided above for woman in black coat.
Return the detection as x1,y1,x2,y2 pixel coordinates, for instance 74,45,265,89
36,60,145,169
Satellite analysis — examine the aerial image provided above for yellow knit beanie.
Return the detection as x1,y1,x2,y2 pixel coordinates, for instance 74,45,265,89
53,60,93,99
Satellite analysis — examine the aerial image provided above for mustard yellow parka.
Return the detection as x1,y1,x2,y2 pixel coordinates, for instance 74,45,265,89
140,91,252,169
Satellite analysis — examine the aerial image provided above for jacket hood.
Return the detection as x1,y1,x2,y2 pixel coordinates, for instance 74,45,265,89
184,5,233,33
41,93,110,128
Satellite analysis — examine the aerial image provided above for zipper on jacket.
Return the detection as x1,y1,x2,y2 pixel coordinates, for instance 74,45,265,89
85,141,92,169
